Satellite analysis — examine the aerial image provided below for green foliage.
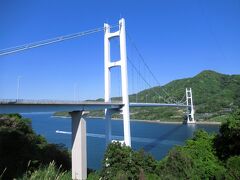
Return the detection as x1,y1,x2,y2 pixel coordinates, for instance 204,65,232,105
144,173,160,180
0,114,71,179
214,108,240,160
181,130,226,179
130,107,184,121
0,114,33,134
128,70,240,121
225,156,240,179
87,171,101,180
99,130,228,179
53,111,70,117
94,109,240,179
101,141,157,179
21,161,71,180
156,148,196,179
38,143,71,170
101,142,134,179
151,130,226,179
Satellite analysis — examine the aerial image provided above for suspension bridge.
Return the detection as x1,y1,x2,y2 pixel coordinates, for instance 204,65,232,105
0,18,195,180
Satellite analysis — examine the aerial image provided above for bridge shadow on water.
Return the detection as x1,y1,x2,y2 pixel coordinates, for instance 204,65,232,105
143,124,184,152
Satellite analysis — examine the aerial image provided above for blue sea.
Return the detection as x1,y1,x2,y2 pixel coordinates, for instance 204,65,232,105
22,113,219,170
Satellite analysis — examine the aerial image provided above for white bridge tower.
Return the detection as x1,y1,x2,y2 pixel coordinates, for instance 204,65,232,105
186,88,195,124
104,18,131,146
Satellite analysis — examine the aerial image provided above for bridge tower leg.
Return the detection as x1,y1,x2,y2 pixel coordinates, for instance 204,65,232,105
70,111,87,180
186,88,195,124
104,18,131,147
105,109,112,145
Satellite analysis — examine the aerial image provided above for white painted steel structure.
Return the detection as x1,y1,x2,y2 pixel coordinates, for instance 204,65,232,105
104,18,131,147
186,88,195,123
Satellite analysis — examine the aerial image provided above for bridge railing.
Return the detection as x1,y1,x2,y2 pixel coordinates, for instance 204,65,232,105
0,99,124,105
0,99,86,104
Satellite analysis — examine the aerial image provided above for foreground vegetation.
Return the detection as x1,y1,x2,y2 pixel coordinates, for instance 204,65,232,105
1,108,240,179
97,110,240,179
21,161,71,180
0,114,71,179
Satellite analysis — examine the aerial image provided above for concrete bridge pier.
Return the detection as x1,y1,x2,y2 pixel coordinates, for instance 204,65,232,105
70,111,88,180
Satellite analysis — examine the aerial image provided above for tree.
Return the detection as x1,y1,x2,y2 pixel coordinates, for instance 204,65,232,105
182,130,225,179
214,108,240,160
156,130,225,179
0,114,71,179
101,141,157,179
225,156,240,179
156,148,196,179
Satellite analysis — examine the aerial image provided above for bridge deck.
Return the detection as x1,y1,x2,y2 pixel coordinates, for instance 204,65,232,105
0,100,123,114
130,103,189,108
0,100,189,114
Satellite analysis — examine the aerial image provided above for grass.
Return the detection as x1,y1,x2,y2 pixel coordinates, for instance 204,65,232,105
21,161,71,180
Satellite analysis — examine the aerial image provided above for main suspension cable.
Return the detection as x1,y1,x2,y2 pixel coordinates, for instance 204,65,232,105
128,56,171,104
126,32,178,103
0,24,118,56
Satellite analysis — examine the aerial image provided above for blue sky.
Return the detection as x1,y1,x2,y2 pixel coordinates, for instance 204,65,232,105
0,0,239,100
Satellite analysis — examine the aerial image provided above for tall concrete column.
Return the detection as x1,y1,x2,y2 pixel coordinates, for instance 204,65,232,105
70,111,87,180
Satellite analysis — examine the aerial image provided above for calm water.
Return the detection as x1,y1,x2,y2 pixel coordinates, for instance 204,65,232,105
22,113,219,170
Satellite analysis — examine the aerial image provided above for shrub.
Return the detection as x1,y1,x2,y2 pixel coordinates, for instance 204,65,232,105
156,130,226,179
156,148,196,179
214,109,240,160
101,141,157,179
225,156,240,179
0,114,71,179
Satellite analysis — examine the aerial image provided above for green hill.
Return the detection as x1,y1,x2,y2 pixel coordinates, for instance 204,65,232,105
54,70,240,122
127,70,240,121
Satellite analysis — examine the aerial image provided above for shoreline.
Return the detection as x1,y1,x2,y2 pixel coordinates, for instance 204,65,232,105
121,118,221,125
51,115,71,119
52,115,221,125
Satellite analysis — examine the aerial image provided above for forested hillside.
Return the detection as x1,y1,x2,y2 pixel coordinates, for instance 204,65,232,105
126,70,240,121
55,70,240,122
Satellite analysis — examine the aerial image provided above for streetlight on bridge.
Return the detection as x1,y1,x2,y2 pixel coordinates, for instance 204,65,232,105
145,94,148,103
74,83,80,101
17,76,23,100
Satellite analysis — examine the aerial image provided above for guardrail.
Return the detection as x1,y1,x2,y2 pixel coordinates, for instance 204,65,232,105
0,99,88,104
0,99,123,105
